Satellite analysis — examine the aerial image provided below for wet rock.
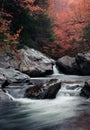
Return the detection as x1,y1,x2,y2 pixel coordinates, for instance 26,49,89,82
80,81,90,98
0,68,30,84
25,79,61,99
56,56,79,74
76,52,90,75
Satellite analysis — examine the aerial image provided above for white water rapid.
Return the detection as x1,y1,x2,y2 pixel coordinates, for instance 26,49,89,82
1,65,90,130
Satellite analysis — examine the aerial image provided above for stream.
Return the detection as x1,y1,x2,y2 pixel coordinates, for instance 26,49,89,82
0,65,90,130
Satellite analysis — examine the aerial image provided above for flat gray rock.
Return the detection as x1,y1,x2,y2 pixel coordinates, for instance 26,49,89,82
0,68,30,84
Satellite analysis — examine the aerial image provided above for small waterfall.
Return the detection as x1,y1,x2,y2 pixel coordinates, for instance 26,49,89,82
53,65,60,75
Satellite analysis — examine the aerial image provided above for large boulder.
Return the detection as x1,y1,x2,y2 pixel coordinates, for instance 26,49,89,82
18,47,53,76
1,47,53,77
0,68,30,84
56,56,79,74
25,79,61,99
76,52,90,75
80,80,90,98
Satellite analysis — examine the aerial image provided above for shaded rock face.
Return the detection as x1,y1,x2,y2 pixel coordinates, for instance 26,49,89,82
25,79,61,99
76,52,90,75
56,56,79,74
80,81,90,98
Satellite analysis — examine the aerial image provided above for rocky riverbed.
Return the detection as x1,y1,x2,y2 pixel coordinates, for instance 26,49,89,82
0,47,90,130
0,48,90,101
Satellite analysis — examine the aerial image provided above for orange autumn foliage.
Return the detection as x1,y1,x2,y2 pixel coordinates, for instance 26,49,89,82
45,0,90,58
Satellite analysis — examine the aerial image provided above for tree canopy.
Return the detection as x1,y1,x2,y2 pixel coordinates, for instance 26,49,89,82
0,0,55,53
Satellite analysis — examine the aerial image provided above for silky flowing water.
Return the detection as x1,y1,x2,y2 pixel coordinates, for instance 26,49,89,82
0,66,90,130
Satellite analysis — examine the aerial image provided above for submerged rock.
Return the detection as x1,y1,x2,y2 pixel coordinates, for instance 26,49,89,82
25,79,61,99
80,81,90,98
56,56,79,74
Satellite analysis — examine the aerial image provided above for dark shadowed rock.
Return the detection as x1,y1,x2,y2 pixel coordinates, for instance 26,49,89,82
76,52,90,75
0,68,30,84
80,81,90,98
25,79,61,99
56,56,79,74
